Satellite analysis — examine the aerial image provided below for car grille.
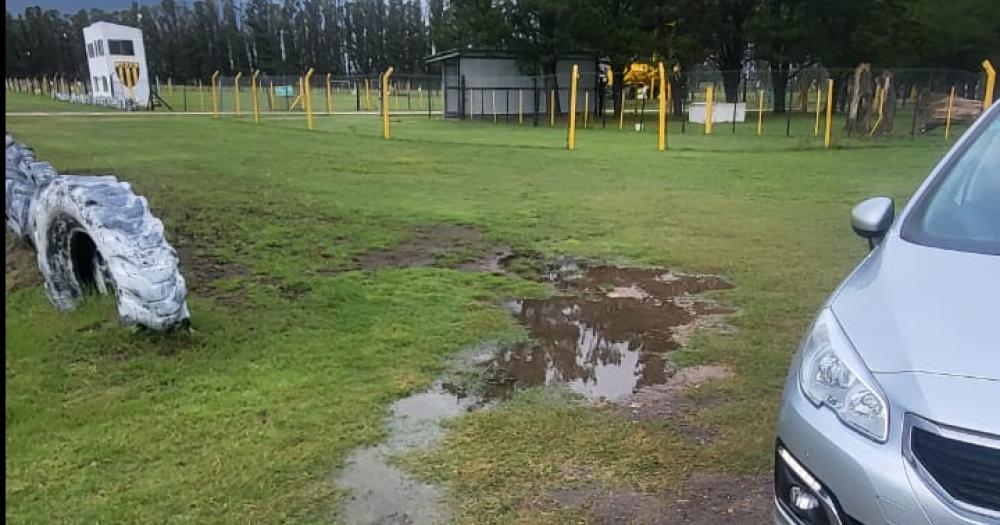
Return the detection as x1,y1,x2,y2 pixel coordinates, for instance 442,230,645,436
911,425,1000,513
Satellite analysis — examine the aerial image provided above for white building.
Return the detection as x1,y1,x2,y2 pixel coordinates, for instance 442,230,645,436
426,49,600,119
82,22,150,106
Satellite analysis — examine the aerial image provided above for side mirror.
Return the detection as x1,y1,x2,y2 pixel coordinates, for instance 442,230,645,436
851,197,894,249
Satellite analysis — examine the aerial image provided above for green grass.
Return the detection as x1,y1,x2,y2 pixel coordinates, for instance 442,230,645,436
4,93,116,112
5,90,954,523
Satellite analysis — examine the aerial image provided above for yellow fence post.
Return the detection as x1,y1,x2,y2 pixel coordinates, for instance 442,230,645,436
658,63,667,151
251,70,260,124
211,70,220,118
567,64,579,151
234,72,243,116
824,79,834,149
704,85,715,134
757,89,765,136
518,89,523,125
814,86,822,136
619,91,625,129
304,68,315,130
982,59,996,109
945,85,956,139
550,90,555,127
326,73,333,114
869,85,886,137
382,66,394,140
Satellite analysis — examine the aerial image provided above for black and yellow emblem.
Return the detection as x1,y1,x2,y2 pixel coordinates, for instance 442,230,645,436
114,61,140,100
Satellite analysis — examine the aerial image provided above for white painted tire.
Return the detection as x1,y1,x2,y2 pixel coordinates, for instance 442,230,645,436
30,175,190,330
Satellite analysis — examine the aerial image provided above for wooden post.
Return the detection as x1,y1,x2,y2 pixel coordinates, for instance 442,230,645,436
518,89,523,125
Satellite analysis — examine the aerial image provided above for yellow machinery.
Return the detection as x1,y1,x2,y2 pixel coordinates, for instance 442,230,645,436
622,62,658,89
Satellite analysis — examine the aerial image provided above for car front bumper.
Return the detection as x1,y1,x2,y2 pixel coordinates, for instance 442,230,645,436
774,374,993,525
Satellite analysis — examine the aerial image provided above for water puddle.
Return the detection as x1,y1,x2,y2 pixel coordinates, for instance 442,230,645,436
334,261,734,523
334,348,493,525
486,263,732,401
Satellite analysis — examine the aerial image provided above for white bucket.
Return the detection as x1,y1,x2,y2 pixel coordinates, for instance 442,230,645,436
634,122,643,132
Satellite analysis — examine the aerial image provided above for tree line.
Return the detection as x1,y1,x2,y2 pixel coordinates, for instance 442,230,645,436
6,0,999,110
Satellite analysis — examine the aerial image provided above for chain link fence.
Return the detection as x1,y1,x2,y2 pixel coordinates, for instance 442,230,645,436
8,63,996,147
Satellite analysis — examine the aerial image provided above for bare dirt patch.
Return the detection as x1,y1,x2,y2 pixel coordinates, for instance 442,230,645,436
619,365,733,423
358,224,514,272
523,472,771,524
5,235,41,292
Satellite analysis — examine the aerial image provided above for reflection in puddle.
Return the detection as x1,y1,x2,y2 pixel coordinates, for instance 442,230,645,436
333,263,733,523
335,384,480,525
488,265,731,401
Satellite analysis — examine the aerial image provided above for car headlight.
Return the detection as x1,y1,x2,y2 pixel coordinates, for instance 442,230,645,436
798,308,889,442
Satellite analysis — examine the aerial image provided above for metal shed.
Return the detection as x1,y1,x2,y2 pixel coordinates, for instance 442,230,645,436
425,49,600,119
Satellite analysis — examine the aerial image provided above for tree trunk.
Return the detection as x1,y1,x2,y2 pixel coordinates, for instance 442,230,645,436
545,60,561,114
871,70,897,137
670,72,687,117
915,92,983,133
845,63,874,134
773,63,789,114
721,69,741,103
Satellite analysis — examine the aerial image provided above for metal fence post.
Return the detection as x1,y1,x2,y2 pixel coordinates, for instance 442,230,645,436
210,70,220,118
824,79,834,149
382,66,394,140
567,64,579,150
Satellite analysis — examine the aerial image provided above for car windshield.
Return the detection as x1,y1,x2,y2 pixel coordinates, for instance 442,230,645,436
902,113,1000,255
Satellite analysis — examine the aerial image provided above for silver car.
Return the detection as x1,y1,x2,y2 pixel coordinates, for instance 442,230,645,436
774,102,1000,525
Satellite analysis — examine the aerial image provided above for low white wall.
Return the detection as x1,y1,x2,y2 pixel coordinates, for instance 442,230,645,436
689,102,747,123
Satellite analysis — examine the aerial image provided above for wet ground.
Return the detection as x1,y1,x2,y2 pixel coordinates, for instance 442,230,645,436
359,224,514,273
334,256,756,525
334,346,495,525
523,472,772,524
486,262,733,402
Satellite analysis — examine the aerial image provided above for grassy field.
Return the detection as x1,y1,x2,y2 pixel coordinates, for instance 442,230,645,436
5,92,954,523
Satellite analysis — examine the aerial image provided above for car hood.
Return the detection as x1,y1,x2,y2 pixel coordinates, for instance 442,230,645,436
831,235,1000,379
876,372,1000,433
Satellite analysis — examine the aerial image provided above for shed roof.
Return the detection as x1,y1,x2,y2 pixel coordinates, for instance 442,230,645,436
424,48,599,64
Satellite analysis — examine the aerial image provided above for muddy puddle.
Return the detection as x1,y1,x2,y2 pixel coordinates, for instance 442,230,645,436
486,263,732,401
334,261,735,524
